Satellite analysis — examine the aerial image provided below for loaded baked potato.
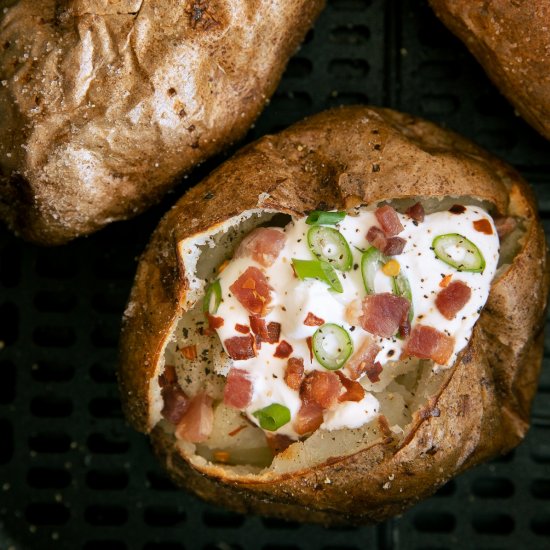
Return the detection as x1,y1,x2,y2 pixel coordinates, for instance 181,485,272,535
0,0,323,245
119,106,548,525
429,0,550,140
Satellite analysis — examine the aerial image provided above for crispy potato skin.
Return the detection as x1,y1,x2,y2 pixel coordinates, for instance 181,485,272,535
0,0,324,245
429,0,550,140
119,106,549,524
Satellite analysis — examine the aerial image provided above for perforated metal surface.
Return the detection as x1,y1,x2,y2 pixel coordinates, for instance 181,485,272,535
1,1,549,549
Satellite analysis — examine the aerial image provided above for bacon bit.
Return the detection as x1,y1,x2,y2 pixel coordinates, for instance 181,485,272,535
230,266,272,316
494,216,517,238
294,401,324,435
435,280,472,320
213,451,231,463
449,204,466,214
399,318,411,339
224,334,256,360
360,293,410,338
234,227,286,267
304,312,325,326
161,385,190,424
284,357,305,391
180,345,197,360
274,340,293,359
175,393,213,443
378,415,392,437
439,274,452,288
249,315,267,339
228,424,248,437
382,259,400,277
207,314,224,329
404,324,455,365
266,322,281,344
223,368,253,409
217,259,230,273
367,226,387,250
159,365,177,387
366,227,406,255
265,433,294,455
346,337,381,380
235,323,250,334
383,236,406,256
473,218,493,235
405,202,425,222
336,371,365,402
306,336,313,362
366,361,383,383
300,371,342,409
375,205,403,236
249,316,280,344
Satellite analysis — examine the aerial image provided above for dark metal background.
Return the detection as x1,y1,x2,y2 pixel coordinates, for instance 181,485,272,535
0,1,549,548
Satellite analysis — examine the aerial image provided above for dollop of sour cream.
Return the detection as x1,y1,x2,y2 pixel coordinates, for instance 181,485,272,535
213,205,500,438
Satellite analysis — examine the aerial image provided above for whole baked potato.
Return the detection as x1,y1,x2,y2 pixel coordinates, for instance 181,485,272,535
429,0,550,140
0,0,323,245
118,106,548,525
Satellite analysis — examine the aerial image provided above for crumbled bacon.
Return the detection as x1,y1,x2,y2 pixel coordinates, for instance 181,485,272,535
266,322,281,344
274,340,293,359
473,218,493,235
234,227,286,267
494,216,517,238
435,280,472,320
367,226,387,250
306,336,313,362
346,337,381,380
159,365,177,387
229,266,272,316
304,312,325,326
405,202,425,223
366,361,383,383
449,204,466,214
235,323,250,334
224,334,256,360
161,384,190,425
300,371,342,409
179,345,197,360
223,368,253,409
399,318,411,339
284,357,304,390
249,316,280,344
359,293,410,338
336,371,365,402
375,205,403,236
265,433,294,455
367,226,406,255
207,314,224,329
293,401,324,435
175,393,213,443
383,236,406,255
404,324,455,365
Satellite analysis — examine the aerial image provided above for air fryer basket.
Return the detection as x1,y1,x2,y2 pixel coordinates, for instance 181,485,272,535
0,1,549,549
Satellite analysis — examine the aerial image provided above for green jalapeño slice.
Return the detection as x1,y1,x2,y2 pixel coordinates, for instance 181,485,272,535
307,226,353,271
432,233,485,273
312,323,353,370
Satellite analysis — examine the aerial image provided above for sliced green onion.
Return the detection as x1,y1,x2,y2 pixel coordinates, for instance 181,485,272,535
432,233,485,273
203,280,222,314
305,210,346,225
392,271,414,322
253,403,291,431
307,226,352,271
292,259,343,293
312,323,353,370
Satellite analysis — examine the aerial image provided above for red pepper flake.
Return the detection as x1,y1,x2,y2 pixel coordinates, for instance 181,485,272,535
207,314,224,329
228,424,248,437
366,361,383,383
304,312,325,326
306,336,313,362
180,345,197,360
449,204,466,214
473,219,493,235
235,323,250,334
274,340,293,359
439,274,452,288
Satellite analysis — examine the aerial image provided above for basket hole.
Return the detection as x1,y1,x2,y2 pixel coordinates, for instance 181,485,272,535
261,517,301,529
491,450,515,463
31,394,73,418
143,544,184,550
89,397,123,419
329,25,369,44
0,242,21,286
475,93,513,117
36,252,78,279
472,477,514,499
531,514,550,536
203,510,245,528
31,360,74,382
146,471,177,491
0,302,18,345
90,362,117,384
144,506,186,527
33,325,76,348
87,433,130,454
530,427,550,462
413,512,455,533
93,252,135,279
26,502,70,526
0,360,15,403
85,505,128,526
83,540,128,550
418,61,461,81
34,290,77,312
284,57,313,78
420,94,459,116
531,479,550,499
91,323,119,348
91,291,127,314
330,0,371,10
476,129,518,152
0,419,13,464
472,513,514,535
271,92,312,111
434,479,456,497
29,431,72,453
328,58,369,78
86,469,129,490
27,467,72,489
326,92,369,108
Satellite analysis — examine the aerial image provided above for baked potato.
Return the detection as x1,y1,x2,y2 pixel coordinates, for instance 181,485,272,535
429,0,550,140
0,0,324,245
118,105,549,525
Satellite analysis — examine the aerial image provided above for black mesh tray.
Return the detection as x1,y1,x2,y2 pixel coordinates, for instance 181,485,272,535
1,1,549,549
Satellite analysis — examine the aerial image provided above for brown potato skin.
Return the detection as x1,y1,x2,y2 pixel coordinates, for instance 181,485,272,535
429,0,550,140
0,0,324,245
118,105,549,525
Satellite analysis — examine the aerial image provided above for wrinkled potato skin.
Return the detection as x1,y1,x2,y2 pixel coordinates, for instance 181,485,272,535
429,0,550,140
0,0,324,244
119,106,549,525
